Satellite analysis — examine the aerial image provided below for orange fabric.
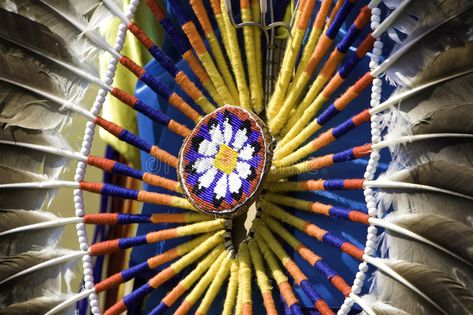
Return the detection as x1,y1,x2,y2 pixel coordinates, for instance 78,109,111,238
348,211,370,224
162,283,187,306
262,292,278,315
311,131,336,151
95,273,124,293
120,56,145,78
168,93,202,122
168,120,192,137
297,0,316,29
151,213,187,224
303,222,326,241
240,0,250,9
148,248,180,268
320,50,345,78
309,202,332,216
353,143,372,158
209,0,222,14
175,71,203,100
315,300,334,315
296,244,320,266
174,300,193,315
279,281,299,307
111,87,138,107
83,213,118,225
328,0,344,26
95,116,123,137
354,6,371,29
89,239,120,256
308,154,335,171
145,0,166,21
314,0,332,29
242,303,253,315
87,156,116,173
149,146,178,167
149,266,176,288
143,172,180,191
137,190,175,206
190,0,214,34
357,34,376,58
353,109,371,126
128,23,154,49
300,180,325,191
79,181,102,194
343,179,364,190
334,88,358,110
283,259,307,284
331,275,351,297
182,22,207,54
103,300,127,315
341,242,364,260
322,73,345,98
183,50,211,83
305,35,332,74
145,227,179,243
354,72,374,93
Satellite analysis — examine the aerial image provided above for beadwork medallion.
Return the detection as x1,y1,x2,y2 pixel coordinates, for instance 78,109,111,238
178,106,271,217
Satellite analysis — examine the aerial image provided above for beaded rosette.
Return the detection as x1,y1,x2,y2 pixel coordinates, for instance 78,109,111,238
178,106,271,217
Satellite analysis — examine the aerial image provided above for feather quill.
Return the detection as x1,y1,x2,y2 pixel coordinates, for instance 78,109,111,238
373,213,473,265
389,160,473,198
0,209,64,256
0,250,79,308
0,0,103,61
376,2,473,86
0,248,83,285
0,41,92,130
0,127,71,178
0,294,72,315
358,294,410,315
368,258,473,315
0,164,55,210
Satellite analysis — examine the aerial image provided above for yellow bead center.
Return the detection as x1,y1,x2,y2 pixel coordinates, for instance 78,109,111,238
214,144,238,174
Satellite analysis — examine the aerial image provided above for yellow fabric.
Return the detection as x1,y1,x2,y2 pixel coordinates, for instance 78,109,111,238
251,0,264,113
264,193,311,212
221,0,251,109
292,28,323,82
253,230,289,285
281,76,328,138
171,231,225,272
267,161,311,181
239,242,253,306
205,31,240,101
241,6,263,113
248,240,272,293
176,220,226,237
267,28,306,120
184,250,227,304
275,94,327,158
196,254,232,314
222,260,239,315
181,246,224,289
99,0,162,168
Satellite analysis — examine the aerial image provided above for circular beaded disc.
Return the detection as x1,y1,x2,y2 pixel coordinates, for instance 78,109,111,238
178,105,272,217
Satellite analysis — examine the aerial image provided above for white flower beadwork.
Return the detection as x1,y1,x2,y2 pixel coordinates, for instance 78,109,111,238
179,106,266,213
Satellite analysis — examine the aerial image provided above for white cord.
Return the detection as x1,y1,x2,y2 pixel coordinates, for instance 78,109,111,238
73,1,140,314
338,5,383,314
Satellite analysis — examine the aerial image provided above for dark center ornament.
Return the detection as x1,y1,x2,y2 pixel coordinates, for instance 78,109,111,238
178,105,272,218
